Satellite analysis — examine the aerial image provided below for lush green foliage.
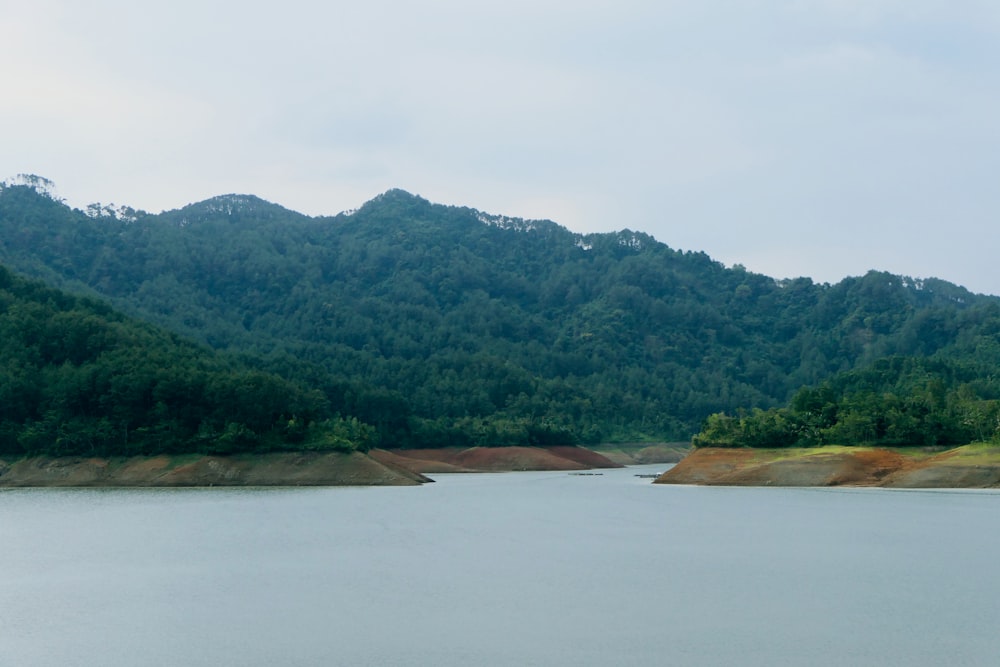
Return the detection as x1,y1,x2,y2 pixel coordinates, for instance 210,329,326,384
693,357,1000,448
0,265,373,457
3,179,1000,449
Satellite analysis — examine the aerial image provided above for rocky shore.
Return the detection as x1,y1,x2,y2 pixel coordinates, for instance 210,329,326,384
654,444,1000,488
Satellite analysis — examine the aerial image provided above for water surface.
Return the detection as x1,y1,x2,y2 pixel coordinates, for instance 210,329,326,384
2,466,997,666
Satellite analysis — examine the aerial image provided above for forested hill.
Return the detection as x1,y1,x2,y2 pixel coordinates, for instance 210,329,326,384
2,179,999,447
0,264,371,457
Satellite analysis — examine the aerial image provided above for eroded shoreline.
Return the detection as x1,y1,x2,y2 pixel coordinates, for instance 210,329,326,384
0,445,623,487
654,444,1000,488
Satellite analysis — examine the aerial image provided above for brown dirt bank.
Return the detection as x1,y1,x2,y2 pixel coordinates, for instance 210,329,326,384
0,451,431,487
371,445,622,474
654,445,1000,488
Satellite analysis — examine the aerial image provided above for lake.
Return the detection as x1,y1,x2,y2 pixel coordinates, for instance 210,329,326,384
2,464,998,666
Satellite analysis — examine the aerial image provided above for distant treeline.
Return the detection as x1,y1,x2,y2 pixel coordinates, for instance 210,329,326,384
694,356,1000,448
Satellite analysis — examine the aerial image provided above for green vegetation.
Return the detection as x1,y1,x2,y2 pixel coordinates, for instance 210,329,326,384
0,265,371,457
931,442,1000,465
4,177,1000,451
693,357,1000,448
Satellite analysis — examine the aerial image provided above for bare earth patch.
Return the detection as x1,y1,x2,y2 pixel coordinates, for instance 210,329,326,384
372,446,622,474
589,442,689,465
0,452,431,487
655,446,1000,488
0,446,621,487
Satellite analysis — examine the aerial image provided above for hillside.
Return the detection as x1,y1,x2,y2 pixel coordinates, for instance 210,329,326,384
0,263,372,458
2,178,999,447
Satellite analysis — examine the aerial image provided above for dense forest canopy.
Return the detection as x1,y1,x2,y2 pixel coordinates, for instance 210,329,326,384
3,177,1000,450
693,355,1000,449
0,264,372,457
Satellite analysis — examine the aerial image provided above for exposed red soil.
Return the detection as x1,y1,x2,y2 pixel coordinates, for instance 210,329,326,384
655,448,761,484
372,445,622,474
522,446,624,469
369,448,474,473
655,447,1000,488
827,449,913,485
453,446,587,472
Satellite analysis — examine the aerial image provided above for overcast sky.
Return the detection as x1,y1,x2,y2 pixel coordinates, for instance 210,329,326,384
4,1,1000,293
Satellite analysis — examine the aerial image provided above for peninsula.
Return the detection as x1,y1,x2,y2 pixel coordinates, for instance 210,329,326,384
654,444,1000,488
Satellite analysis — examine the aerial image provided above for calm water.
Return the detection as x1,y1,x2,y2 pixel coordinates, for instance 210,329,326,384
1,465,998,666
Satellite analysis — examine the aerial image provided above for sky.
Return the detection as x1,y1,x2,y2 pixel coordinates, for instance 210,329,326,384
4,1,1000,293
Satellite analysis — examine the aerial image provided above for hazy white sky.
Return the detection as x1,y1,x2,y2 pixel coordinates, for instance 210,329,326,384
4,1,1000,293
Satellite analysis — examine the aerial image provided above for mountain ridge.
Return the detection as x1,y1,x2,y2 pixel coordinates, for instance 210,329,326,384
1,177,997,447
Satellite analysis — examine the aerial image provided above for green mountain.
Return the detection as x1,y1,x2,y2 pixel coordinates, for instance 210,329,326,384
2,178,998,448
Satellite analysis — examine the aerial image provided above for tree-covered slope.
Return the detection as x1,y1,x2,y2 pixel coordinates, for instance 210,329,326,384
2,178,998,446
692,353,1000,449
0,264,371,457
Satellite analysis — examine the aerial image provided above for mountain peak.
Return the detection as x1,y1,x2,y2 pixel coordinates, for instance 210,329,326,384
358,189,428,210
377,188,421,201
163,194,303,227
197,194,277,214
